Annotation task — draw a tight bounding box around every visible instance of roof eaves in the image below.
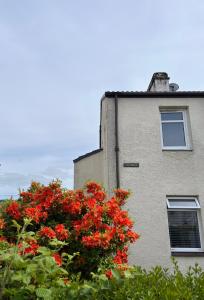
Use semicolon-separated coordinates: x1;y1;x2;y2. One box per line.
105;91;204;98
73;148;103;163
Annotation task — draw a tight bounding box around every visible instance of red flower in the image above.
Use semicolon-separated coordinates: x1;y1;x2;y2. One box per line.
117;264;128;271
52;253;62;266
126;230;140;243
94;191;106;202
62;199;81;215
20;191;33;202
82;229;114;249
24;206;48;223
75;190;84;201
117;230;125;242
85;197;97;209
0;218;5;229
55;224;69;241
113;249;128;264
0;236;7;242
18;239;39;255
114;189;130;206
113;211;133;228
105;197;120;218
86;182;102;194
105;269;113;279
24;240;39;255
39;226;56;239
73;205;104;234
6;202;21;220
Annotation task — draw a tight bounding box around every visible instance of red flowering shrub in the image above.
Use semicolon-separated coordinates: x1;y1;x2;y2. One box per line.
18;238;39;255
55;224;69;241
6;202;21;220
38;226;56;239
0;180;139;278
52;253;62;266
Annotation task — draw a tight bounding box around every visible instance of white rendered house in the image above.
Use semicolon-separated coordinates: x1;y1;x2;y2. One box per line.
74;73;204;270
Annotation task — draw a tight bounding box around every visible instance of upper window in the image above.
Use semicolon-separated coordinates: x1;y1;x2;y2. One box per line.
160;110;190;150
167;197;202;252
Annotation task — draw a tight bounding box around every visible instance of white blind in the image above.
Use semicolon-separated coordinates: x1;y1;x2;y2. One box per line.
168;211;201;249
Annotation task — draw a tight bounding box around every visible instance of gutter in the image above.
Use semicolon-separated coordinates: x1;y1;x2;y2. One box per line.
105;91;204;98
99;95;106;149
114;94;120;188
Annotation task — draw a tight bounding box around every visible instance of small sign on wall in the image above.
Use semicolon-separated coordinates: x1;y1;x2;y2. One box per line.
123;163;139;168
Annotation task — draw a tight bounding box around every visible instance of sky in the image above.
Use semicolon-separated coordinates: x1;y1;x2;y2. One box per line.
0;0;204;198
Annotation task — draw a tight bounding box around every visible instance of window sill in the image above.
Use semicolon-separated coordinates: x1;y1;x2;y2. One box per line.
171;252;204;257
162;148;193;152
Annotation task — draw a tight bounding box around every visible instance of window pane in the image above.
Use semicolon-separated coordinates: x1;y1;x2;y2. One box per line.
168;211;201;248
162;122;186;146
161;112;183;121
168;199;198;208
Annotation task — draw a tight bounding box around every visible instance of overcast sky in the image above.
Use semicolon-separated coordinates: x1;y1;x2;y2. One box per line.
0;0;204;198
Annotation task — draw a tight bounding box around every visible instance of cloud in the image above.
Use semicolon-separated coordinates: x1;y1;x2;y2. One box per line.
0;167;73;195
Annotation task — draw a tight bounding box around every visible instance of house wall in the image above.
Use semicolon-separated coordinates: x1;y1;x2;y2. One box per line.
100;97;117;194
74;150;104;189
105;96;204;270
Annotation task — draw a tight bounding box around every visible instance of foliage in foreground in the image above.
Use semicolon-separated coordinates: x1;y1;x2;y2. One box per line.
0;236;204;300
71;262;204;300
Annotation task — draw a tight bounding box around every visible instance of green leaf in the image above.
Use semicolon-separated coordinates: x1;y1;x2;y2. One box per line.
12;254;26;269
49;239;67;247
23;217;33;226
36;287;52;299
37;247;51;256
12;219;22;232
111;269;121;280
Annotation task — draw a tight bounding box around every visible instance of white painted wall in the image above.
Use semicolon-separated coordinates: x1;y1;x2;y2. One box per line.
114;96;204;270
74;150;104;189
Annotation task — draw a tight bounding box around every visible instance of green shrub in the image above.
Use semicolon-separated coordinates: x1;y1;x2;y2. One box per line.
1;233;204;300
61;263;204;300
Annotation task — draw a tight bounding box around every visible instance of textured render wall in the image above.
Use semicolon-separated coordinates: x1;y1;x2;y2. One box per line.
74;151;104;189
108;96;204;270
101;98;117;194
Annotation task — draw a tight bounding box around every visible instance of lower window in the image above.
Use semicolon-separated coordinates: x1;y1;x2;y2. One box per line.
167;197;202;252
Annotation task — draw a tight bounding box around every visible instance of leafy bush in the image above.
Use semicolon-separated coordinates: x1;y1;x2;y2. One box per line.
88;262;204;300
1;233;204;300
0;181;140;298
0;219;73;299
0;181;139;277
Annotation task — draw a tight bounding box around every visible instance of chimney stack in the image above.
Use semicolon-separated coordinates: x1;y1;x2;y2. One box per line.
147;72;170;92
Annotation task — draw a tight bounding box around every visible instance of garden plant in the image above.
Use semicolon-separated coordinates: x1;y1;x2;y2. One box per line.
0;181;204;299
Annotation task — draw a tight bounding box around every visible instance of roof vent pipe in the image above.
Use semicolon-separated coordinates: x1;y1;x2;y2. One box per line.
169;83;179;92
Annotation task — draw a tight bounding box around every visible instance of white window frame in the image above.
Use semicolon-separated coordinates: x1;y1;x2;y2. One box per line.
167;197;203;252
160;109;190;150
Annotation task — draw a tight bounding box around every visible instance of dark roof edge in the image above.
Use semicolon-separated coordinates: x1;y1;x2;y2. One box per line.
105;91;204;98
73;148;103;163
